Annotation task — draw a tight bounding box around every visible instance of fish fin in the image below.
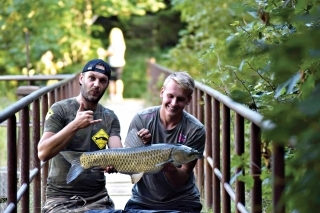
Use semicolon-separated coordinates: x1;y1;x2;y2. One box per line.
130;172;144;184
124;128;144;148
60;151;85;184
155;159;174;167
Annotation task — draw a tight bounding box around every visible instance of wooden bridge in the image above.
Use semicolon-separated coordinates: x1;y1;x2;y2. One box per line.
104;98;144;210
0;61;284;213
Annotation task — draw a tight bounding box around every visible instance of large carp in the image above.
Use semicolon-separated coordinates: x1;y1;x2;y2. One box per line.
61;128;202;184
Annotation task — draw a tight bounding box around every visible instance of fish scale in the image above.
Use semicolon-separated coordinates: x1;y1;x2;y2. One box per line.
80;145;173;174
61;128;203;184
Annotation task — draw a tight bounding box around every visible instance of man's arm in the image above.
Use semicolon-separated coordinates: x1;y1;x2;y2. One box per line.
37;122;78;162
38;101;102;162
163;160;198;187
108;135;123;148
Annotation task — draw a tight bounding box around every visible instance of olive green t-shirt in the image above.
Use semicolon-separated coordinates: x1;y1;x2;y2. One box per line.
43;97;121;198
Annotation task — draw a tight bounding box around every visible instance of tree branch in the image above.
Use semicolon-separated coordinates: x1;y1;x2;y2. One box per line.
233;71;258;111
210;81;228;95
246;62;276;91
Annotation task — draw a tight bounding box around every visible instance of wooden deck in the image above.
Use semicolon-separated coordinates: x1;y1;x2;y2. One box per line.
105;173;133;210
104;98;145;209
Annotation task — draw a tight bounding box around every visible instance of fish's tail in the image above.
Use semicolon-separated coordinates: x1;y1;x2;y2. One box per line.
60;151;85;184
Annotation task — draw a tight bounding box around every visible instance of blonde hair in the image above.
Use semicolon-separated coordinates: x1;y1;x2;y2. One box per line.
163;71;195;96
109;27;126;48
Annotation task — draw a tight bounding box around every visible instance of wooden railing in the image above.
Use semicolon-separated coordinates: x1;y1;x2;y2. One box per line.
0;61;285;213
147;60;285;213
0;74;79;213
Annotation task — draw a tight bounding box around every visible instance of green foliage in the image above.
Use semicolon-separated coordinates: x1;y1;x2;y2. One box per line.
167;0;320;212
114;9;183;99
0;0;166;76
123;44;170;99
122;47;149;99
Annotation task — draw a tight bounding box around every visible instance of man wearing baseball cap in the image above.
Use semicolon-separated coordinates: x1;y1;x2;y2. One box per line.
38;59;123;213
82;59;112;80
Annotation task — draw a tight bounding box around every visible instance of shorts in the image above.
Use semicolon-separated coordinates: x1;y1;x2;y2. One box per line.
42;191;114;213
110;66;124;81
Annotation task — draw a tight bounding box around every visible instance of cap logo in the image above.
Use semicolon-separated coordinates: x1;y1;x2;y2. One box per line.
82;59;111;79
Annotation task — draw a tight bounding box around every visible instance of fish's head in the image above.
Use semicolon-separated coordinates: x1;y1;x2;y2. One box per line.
171;144;202;165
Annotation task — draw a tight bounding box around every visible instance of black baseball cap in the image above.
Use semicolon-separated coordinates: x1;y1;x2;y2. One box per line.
82;59;111;80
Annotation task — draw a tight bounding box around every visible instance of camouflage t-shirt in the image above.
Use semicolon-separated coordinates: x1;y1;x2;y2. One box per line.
44;97;121;198
127;106;206;207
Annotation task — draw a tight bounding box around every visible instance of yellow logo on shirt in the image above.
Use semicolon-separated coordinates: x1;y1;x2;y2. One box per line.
92;129;109;149
45;109;54;120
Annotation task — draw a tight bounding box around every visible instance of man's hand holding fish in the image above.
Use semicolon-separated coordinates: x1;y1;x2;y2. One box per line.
137;128;151;144
104;166;117;174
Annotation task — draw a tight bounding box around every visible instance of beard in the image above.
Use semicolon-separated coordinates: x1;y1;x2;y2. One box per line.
80;85;106;104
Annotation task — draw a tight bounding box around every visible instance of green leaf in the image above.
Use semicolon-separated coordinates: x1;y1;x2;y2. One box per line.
299;74;315;100
274;72;301;98
238;175;254;189
229;89;252;103
299;84;320;115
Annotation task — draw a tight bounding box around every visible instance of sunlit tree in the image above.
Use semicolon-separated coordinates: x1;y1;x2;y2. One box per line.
0;0;165;75
167;0;320;212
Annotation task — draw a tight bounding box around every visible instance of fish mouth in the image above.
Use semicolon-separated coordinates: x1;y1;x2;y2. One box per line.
196;153;203;159
189;150;203;159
